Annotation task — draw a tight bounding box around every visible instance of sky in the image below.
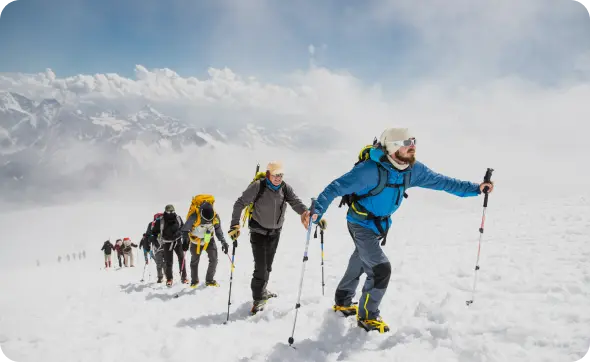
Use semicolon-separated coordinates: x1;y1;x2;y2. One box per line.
1;0;590;89
1;0;590;208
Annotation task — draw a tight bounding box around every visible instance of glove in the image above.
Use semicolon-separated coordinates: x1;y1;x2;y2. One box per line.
228;225;240;241
221;242;229;254
318;219;327;230
182;241;189;252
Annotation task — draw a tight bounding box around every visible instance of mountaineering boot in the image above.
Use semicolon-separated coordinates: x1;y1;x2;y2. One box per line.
250;299;267;315
357;316;390;333
333;302;358;317
190;280;199;288
166;279;173;287
206;280;219;287
157;277;163;283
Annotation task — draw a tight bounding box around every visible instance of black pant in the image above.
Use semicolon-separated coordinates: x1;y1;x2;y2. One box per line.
163;241;187;281
250;231;280;300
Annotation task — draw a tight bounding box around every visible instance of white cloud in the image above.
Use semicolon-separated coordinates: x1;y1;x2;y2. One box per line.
361;0;590;85
1;63;589;209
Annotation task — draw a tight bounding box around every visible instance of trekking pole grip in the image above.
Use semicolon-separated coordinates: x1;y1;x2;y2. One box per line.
309;198;317;228
482;168;494;207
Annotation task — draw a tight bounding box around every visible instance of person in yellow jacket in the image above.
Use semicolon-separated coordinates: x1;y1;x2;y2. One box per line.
181;195;229;288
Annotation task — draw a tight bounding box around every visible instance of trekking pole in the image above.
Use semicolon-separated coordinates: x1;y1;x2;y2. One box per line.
288;198;316;347
180;249;187;281
313;225;326;296
320;227;325;296
466;168;494;307
173;249;188;298
148;251;155;281
140;263;148;282
224;243;237;324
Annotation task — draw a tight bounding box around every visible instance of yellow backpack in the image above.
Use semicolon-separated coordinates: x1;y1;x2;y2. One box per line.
187;194;218;227
241;165;268;227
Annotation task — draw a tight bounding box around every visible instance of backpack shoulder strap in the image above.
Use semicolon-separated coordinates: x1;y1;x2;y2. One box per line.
355;163;389;201
403;171;410;198
276;181;288;224
252;180;266;205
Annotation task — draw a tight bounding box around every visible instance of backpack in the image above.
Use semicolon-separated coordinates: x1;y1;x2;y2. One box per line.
186;194;217;224
122;238;132;253
241;164;286;227
337;138;411;245
158;215;183;243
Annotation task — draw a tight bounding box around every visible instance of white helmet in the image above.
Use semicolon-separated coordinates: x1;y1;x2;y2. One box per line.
379;128;414;154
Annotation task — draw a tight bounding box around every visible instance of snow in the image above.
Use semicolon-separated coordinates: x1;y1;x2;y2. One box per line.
91;113;131;132
196;130;225;147
0;92;22;114
0;185;588;362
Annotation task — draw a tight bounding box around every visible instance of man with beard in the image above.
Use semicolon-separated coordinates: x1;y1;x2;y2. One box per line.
150;204;189;286
305;127;494;333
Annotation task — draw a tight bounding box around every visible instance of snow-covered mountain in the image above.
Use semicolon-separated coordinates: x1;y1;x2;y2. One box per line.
0;91;338;204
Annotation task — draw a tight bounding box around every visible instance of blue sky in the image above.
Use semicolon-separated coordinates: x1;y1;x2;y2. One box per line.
1;0;590;88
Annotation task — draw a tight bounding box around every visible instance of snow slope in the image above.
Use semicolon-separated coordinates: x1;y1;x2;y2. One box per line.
0;187;589;362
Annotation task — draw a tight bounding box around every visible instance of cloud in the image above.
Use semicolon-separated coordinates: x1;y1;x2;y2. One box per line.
0;65;395;135
1;62;590;210
347;0;590;85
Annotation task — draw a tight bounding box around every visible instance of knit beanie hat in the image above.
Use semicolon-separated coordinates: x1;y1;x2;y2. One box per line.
379;127;414;170
379;128;413;154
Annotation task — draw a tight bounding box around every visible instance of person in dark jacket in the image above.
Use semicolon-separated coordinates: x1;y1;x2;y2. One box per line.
229;161;309;314
149;205;188;286
114;239;124;267
139;233;154;264
101;240;114;268
181;197;229;288
145;213;165;283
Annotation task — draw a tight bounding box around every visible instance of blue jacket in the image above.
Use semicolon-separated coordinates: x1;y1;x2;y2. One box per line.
312;147;481;235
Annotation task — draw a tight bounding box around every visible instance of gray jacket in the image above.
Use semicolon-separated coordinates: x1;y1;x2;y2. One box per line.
230;180;308;232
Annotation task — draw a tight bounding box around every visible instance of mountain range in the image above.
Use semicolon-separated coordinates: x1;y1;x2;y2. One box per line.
0;91;335;203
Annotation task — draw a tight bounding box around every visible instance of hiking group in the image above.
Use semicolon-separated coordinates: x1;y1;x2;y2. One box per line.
100;127;494;334
101;237;138;268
